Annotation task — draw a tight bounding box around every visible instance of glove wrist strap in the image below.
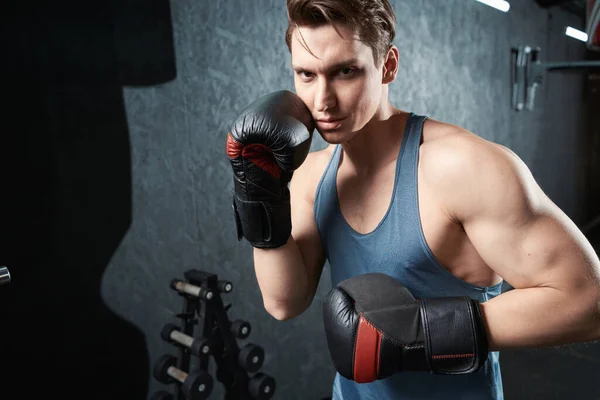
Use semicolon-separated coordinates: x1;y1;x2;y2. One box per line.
232;195;291;248
418;296;489;375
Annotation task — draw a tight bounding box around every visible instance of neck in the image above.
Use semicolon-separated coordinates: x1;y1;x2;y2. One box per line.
340;100;408;176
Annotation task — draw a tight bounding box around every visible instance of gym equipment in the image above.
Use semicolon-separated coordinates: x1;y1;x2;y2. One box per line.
0;266;11;286
511;45;600;111
150;269;276;400
162;324;213;358
154;354;213;400
237;343;265;373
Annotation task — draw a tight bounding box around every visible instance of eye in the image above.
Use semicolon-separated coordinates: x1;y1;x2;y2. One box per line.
338;67;356;77
297;70;314;79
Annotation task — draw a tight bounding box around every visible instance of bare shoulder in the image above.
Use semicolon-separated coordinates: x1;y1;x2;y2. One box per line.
420;119;526;181
419;119;542;218
291;144;336;203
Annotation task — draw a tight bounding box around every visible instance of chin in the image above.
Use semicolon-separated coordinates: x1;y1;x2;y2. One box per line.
318;131;347;144
318;127;357;145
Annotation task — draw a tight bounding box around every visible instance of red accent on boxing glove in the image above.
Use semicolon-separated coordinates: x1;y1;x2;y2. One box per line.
354;316;381;383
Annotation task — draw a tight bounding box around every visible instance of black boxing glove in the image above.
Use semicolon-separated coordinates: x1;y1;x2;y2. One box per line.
226;90;315;248
323;273;489;383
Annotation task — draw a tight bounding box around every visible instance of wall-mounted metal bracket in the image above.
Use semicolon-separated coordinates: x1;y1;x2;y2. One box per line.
511;45;600;111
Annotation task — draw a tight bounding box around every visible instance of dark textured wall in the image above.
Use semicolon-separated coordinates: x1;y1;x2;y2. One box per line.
110;0;597;398
2;0;599;399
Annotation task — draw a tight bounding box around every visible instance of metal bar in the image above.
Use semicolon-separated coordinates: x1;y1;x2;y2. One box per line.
0;267;10;286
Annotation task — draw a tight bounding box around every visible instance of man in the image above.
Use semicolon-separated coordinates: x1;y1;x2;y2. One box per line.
226;0;600;399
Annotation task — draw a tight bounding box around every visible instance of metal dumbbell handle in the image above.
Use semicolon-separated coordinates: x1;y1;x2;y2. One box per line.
0;267;10;286
167;365;187;384
170;330;194;349
173;280;213;299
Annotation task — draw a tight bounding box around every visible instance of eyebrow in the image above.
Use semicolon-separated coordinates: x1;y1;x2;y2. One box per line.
291;58;360;73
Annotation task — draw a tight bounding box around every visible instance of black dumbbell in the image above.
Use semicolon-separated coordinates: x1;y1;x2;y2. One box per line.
218;280;233;293
153;355;213;400
238;344;264;373
170;279;213;300
230;319;251;339
149;391;173;400
161;324;212;357
248;372;276;400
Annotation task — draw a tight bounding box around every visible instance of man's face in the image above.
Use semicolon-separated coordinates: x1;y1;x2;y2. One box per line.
290;24;386;143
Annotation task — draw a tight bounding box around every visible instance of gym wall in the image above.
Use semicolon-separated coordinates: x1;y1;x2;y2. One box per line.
1;0;598;399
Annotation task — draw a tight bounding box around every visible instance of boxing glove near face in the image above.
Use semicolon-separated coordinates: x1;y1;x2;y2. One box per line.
226;90;315;248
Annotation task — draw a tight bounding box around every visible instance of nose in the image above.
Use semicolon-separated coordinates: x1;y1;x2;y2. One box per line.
314;79;336;112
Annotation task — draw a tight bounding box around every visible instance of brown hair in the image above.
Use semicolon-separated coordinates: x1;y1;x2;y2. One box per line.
285;0;396;67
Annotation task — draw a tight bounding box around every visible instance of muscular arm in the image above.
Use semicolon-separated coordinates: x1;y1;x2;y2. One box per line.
435;133;600;351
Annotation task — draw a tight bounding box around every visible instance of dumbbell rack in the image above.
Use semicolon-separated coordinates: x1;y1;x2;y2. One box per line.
151;269;276;400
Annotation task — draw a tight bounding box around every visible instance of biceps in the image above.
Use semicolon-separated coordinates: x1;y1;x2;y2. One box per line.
464;204;600;291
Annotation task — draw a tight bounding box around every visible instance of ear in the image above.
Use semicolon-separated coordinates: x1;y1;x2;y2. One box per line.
381;45;399;84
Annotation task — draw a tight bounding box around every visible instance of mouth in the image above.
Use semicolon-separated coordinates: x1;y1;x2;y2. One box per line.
316;117;346;130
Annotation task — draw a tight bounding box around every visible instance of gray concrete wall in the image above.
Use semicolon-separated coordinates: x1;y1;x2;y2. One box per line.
103;1;598;398
108;0;597;398
2;0;596;399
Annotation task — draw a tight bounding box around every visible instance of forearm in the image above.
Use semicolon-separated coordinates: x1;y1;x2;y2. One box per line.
254;237;309;318
479;286;600;351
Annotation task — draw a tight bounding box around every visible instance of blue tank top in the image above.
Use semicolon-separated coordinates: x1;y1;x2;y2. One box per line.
314;113;505;400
